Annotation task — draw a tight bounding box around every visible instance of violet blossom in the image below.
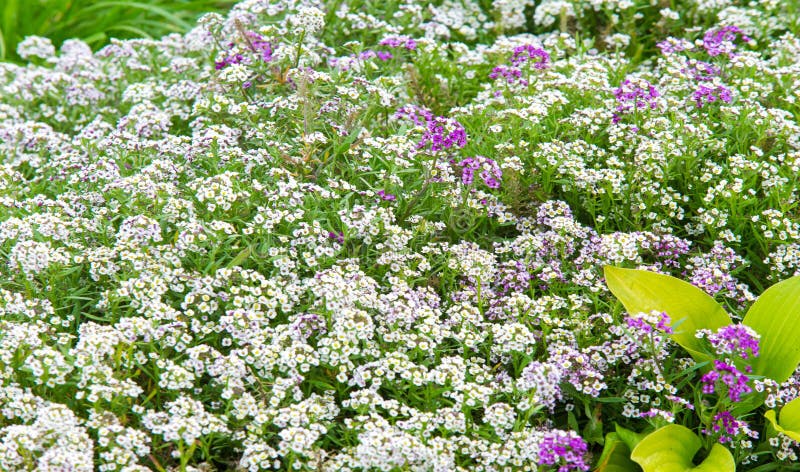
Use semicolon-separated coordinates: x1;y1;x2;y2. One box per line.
701;359;753;402
397;105;467;152
489;65;526;86
706;324;760;360
377;189;396;201
537;430;590;472
454;156;502;189
703;26;751;58
612;78;660;123
379;35;417;51
692;85;733;108
510;45;550;69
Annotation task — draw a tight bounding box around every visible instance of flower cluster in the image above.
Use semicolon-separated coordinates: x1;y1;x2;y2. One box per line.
454;155;502;189
703;26;752;58
537;429;590;472
704;410;759;445
692;84;733;108
398;109;467;152
510;44;551;69
626;311;673;335
706;324;761;360
0;0;799;469
701;359;753;402
612;78;660;123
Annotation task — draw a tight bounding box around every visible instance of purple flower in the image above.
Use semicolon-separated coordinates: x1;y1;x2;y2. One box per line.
705;411;742;443
612;78;659;123
703;26;751;58
215;52;244;70
510;45;550;69
517;361;563;410
214;32;273;70
489;65;526;85
395;104;434;127
379;35;417;51
707;324;760;360
358;50;392;61
701;359;752;402
377;189;396;201
454;156;502;189
626;311;673;335
657;38;693;55
538;430;590;472
684;61;723;82
327;231;344;244
245;31;274;62
692;85;733;108
417;116;467;152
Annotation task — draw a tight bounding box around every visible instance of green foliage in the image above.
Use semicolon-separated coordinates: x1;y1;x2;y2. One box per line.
630;425;735;472
596;433;639;472
742;276;800;383
603;266;731;362
766;397;800;443
596;425;649;472
605;266;800;385
0;0;235;61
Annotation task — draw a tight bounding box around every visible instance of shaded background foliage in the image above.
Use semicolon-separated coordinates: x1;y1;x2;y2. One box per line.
0;0;236;61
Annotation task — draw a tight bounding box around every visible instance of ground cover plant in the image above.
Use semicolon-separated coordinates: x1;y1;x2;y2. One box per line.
2;0;800;470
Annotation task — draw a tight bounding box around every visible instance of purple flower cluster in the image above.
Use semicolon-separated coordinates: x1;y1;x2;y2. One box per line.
215;47;244;70
656;38;694;55
692;85;733;108
612;78;660;123
395;104;433;127
327;231;344;244
358;50;393;61
517;361;564;410
537;430;590;472
454;156;502;189
704;411;749;444
489;45;549;88
650;237;691;269
684;61;723;82
701;359;753;402
420;116;467;152
510;45;551;69
246;31;274;62
489;65;526;86
707;324;760;360
215;31;273;70
377;189;396;201
379;35;417;51
703;26;751;58
625;311;674;335
397;105;467;152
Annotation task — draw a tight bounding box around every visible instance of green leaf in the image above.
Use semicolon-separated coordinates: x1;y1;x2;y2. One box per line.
742;275;800;383
604;266;732;362
630;425;735;472
615;424;649;452
226;246;252;269
596;433;641;472
765;397;800;442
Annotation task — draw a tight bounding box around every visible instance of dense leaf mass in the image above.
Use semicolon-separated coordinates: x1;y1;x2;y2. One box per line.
2;0;800;470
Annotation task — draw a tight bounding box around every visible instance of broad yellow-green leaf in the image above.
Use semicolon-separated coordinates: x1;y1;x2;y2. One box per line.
604;266;731;361
742;275;800;383
765;397;800;442
615;424;648;452
630;425;735;472
595;433;641;472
